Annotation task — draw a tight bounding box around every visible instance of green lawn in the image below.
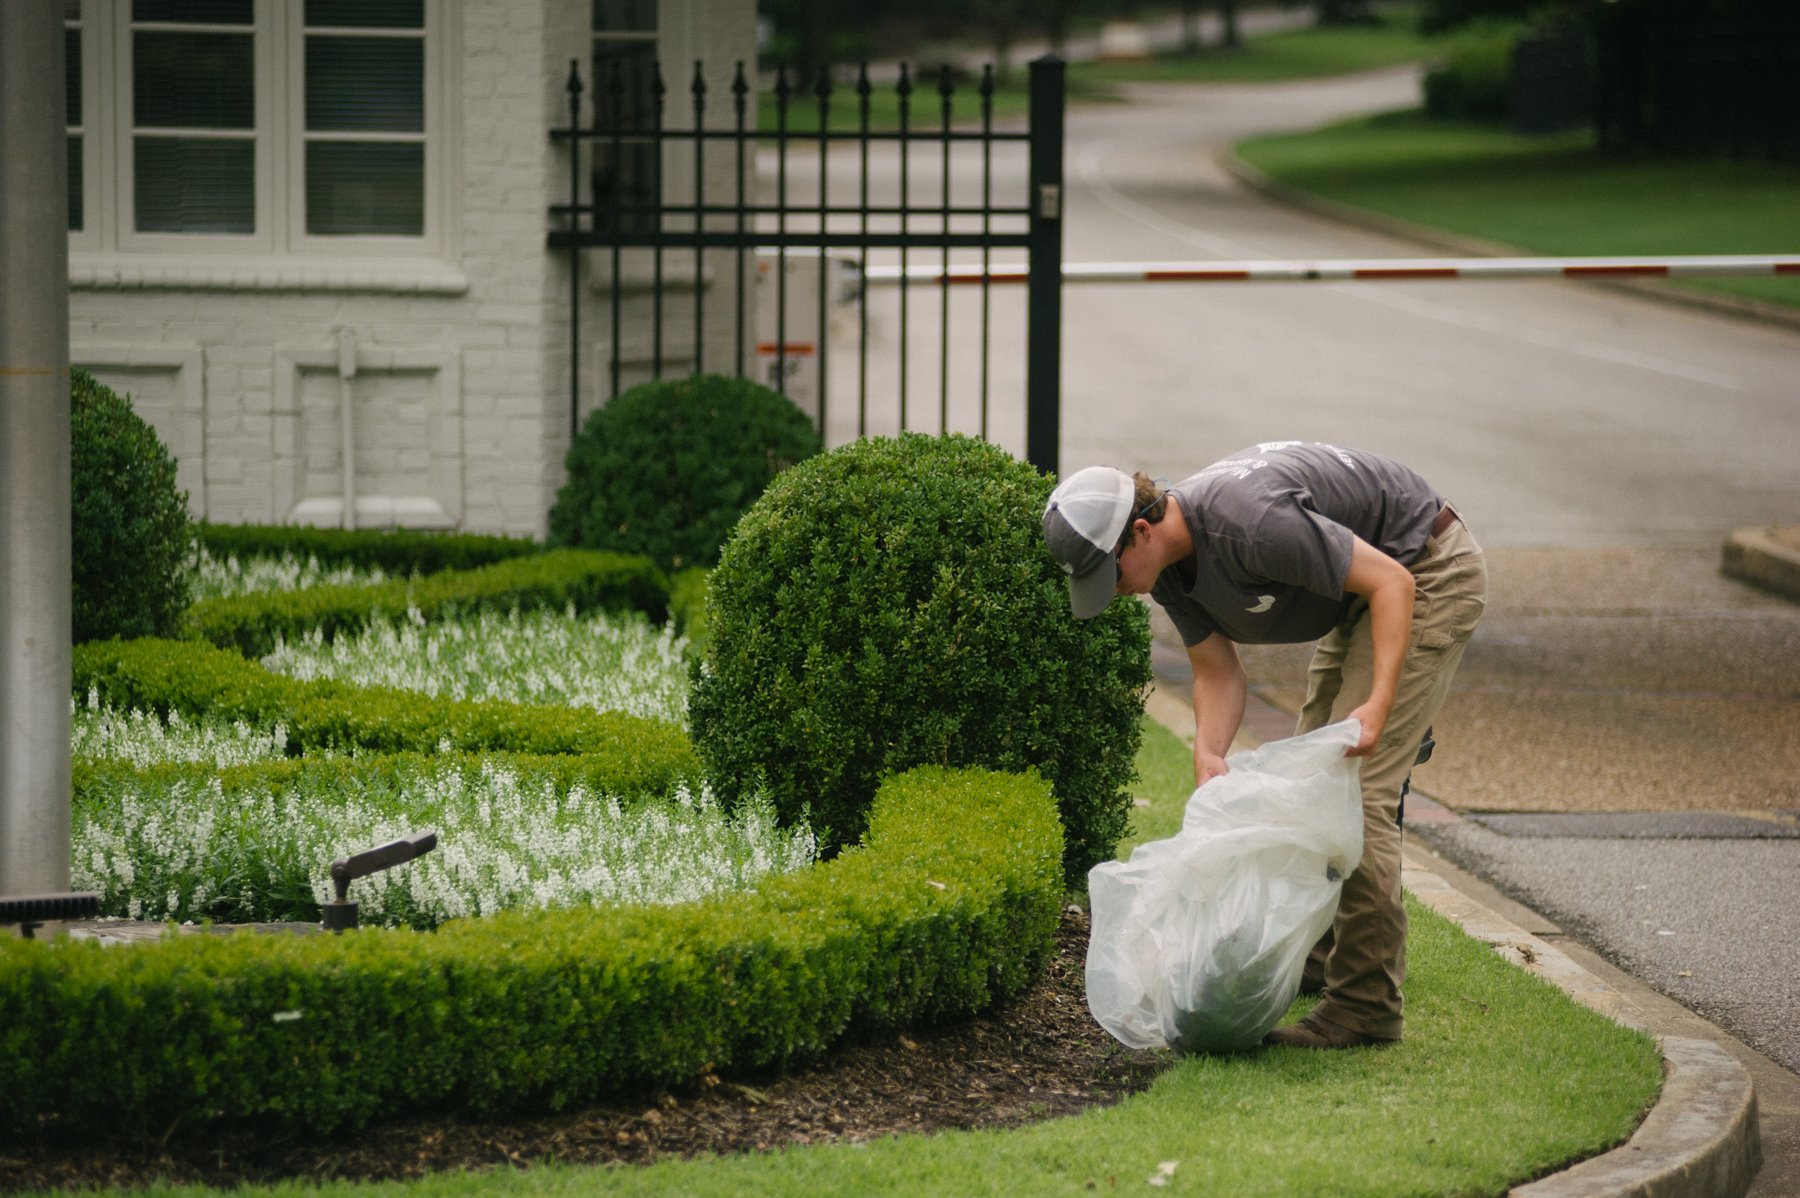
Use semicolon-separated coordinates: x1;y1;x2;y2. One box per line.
1072;8;1438;87
759;6;1438;135
1237;109;1800;309
105;715;1663;1198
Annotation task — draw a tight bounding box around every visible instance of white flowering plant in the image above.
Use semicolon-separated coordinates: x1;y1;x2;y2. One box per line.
188;547;395;603
72;689;294;767
72;758;814;929
76;554;811;927
260;605;690;726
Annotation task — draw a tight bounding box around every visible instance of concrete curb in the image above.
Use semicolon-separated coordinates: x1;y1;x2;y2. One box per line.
1513;1039;1763;1198
1721;526;1800;604
1402;860;1765;1197
1217;150;1800;335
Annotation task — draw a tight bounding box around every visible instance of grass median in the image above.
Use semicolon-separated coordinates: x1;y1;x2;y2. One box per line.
1236;109;1800;310
98;716;1663;1198
760;6;1437;135
1072;9;1436;87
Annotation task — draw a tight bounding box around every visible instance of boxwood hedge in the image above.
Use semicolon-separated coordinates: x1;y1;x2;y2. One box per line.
198;521;542;575
183;548;670;658
2;766;1062;1137
690;434;1152;886
71;368;195;643
73;637;700;769
33;531;1070;1140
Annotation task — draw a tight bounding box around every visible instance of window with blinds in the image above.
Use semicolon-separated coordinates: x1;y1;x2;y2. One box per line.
302;0;424;236
130;0;257;234
66;1;85;231
593;1;660;235
64;0;439;252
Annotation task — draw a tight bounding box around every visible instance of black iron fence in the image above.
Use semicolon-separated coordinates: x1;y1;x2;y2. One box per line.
549;55;1066;472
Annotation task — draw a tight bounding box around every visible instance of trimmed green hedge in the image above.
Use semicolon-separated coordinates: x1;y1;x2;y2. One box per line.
2;765;1062;1137
183;548;671;658
73;637;700;771
198;522;541;575
668;566;711;658
691;434;1151;885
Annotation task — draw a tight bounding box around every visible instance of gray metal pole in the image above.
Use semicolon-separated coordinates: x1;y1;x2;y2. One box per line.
0;1;73;896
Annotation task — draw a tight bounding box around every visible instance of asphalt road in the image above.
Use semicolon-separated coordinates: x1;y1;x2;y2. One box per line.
791;65;1797;543
1415;818;1800;1075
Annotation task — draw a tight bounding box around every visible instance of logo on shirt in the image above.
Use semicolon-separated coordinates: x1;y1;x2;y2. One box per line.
1247;594;1275;613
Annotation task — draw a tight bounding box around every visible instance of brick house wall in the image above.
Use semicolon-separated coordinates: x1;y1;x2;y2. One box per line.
68;0;756;538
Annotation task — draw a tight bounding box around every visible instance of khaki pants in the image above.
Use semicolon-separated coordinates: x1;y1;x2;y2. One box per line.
1295;515;1486;1040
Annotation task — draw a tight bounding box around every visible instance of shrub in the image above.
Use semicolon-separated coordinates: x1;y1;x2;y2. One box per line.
669;566;712;660
73;637;702;774
547;374;822;572
2;765;1062;1137
1423;24;1520;122
70;368;195;642
198;522;541;575
689;434;1152;885
182;547;671;658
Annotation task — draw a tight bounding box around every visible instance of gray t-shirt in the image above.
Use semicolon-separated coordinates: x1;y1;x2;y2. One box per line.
1150;442;1443;646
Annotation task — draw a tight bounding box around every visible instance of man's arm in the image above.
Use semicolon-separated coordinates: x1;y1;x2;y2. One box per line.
1187;633;1247;784
1339;535;1416;757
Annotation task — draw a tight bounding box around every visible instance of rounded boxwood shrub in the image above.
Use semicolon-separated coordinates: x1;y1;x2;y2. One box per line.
548;373;823;572
689;433;1152;885
71;368;194;643
1423;25;1519;122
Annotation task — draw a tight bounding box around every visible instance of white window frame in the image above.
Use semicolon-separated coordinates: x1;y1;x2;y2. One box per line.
287;7;440;258
69;0;453;266
66;1;105;255
112;2;274;256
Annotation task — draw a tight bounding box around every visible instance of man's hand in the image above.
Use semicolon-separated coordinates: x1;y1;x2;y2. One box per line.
1340;537;1413;760
1344;701;1388;757
1187;635;1247;786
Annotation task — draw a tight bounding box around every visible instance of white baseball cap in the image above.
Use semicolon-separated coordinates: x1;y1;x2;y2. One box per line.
1043;466;1134;619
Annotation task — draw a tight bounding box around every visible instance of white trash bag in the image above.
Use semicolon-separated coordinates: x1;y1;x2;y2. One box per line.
1086;719;1365;1054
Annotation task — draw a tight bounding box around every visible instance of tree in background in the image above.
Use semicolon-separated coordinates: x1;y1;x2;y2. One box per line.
1413;0;1799;160
1221;0;1244;48
1418;0;1578;33
1304;0;1381;24
759;0;875;85
1038;0;1084;58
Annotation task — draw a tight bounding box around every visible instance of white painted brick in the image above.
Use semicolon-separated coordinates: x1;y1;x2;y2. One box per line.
66;0;753;536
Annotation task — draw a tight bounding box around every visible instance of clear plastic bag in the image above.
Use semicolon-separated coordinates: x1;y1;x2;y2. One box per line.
1085;719;1365;1053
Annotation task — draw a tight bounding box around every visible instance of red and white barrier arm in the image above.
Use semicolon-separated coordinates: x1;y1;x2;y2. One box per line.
860;254;1800;286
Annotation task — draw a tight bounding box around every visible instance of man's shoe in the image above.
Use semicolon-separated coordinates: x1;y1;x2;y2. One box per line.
1263;1014;1391;1050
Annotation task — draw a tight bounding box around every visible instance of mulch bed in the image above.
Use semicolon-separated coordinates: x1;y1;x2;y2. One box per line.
1;907;1167;1192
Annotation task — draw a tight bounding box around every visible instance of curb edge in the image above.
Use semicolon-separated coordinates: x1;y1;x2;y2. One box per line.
1401;860;1764;1198
1721;526;1800;604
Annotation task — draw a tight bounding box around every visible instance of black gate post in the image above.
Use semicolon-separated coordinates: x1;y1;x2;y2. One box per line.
1025;56;1065;476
